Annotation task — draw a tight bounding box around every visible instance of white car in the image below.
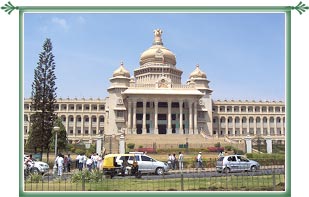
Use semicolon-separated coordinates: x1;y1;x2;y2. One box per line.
216;154;260;173
24;154;50;175
117;153;169;175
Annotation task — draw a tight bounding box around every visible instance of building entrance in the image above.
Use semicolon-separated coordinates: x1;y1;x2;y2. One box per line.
137;124;142;134
158;124;167;134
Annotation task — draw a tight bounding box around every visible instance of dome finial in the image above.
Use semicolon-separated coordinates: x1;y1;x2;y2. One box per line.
153;29;163;45
189;64;207;79
113;61;130;78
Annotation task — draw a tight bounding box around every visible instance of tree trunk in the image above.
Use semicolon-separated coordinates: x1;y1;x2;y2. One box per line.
47;149;49;163
40;147;43;161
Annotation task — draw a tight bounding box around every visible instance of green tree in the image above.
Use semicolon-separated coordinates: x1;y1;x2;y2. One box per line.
50;117;68;154
26;38;57;162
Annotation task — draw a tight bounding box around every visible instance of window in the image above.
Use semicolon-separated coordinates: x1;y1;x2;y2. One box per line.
172;102;179;108
158;102;168;108
117;111;123;117
141;156;152;161
136;114;143;120
158;114;167;120
136;102;143;108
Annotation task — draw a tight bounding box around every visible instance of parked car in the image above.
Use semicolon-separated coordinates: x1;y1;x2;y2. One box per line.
24;154;50;175
116;152;169;175
216;155;260;173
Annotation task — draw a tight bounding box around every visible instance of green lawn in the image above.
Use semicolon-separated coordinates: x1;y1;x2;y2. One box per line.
24;174;285;192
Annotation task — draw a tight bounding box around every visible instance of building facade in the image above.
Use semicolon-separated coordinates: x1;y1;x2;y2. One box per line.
24;29;285;144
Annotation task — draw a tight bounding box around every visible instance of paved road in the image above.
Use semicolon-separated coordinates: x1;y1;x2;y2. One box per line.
38;165;284;181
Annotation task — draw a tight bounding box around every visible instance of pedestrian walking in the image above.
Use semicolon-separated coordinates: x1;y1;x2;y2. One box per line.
57;154;64;176
195;152;204;170
178;152;184;170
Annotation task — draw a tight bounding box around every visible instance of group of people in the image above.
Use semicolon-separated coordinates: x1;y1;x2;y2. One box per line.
167;152;184;170
55;153;72;176
75;152;103;172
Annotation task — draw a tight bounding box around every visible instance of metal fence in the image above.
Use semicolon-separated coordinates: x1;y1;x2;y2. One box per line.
23;164;285;192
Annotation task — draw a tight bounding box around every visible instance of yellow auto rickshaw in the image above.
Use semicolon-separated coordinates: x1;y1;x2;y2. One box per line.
102;153;141;178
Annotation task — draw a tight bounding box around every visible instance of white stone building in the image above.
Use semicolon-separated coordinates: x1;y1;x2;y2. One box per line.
24;29;285;146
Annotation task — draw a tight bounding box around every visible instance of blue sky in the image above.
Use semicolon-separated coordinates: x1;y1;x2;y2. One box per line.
23;13;285;101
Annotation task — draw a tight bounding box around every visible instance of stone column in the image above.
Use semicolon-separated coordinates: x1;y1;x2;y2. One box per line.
244;135;252;153
132;101;137;134
281;117;284;135
225;116;228;136
96;136;103;154
167;100;172;134
73;115;76;136
179;100;183;134
127;101;132;133
81;116;84;135
194;101;198;134
142;100;147;134
154;100;158;134
218;115;221;138
189;101;193;134
267;116;270;135
89;116;92;136
96;115;99;135
66;115;69;136
232;116;236;136
253;117;256;135
265;135;272;154
119;135;125;154
274;117;277;135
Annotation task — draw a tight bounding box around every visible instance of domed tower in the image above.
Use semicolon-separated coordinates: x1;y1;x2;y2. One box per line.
106;62;131;135
187;64;212;95
187;64;213;136
134;29;183;84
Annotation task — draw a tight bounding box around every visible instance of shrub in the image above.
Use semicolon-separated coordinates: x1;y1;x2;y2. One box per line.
26;173;42;183
207;147;224;152
214;142;221;148
71;170;104;183
127;143;135;150
224;145;233;151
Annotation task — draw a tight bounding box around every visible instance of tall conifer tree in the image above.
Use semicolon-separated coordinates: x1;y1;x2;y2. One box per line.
27;38;57;161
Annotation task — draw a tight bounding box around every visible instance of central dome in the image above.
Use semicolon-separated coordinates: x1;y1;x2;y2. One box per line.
139;29;176;66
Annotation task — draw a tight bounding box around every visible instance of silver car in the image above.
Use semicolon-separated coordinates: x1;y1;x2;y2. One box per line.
216;155;260;173
24;154;50;174
117;154;169;175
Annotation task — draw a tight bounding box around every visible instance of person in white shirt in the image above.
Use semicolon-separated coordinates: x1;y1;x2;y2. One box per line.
196;152;204;170
86;156;93;171
178;152;184;170
57;154;64;176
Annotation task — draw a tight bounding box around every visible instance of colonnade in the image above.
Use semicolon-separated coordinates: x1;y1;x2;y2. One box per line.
126;99;200;134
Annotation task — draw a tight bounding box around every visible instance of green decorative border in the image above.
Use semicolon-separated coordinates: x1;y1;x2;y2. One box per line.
3;0;298;196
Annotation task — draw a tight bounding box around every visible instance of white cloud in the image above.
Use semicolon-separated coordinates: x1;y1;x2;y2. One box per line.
51;17;69;31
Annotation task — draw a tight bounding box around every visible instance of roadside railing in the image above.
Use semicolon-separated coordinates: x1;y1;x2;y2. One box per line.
23;163;285;192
